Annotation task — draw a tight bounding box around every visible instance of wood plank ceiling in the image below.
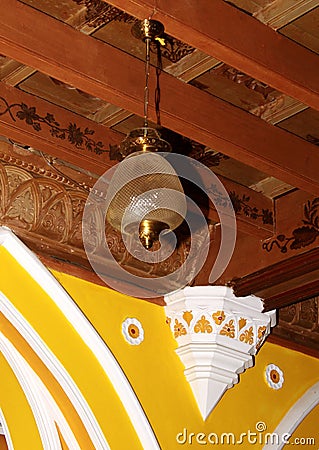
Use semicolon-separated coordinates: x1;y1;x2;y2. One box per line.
0;0;319;354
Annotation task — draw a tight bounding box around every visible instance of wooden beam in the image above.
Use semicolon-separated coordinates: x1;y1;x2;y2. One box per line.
203;174;274;238
106;0;319;112
0;81;121;174
232;247;319;310
1;1;319;194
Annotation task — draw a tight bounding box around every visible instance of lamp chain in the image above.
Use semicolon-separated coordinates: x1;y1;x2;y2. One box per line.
144;36;151;129
155;40;162;126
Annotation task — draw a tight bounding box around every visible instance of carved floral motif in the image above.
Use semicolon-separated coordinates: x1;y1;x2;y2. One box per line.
0;97;109;155
238;317;247;330
207;183;273;226
122;318;144;345
188;142;230;168
194;315;213;333
239;326;254;344
165;287;275;420
263;197;319;252
220;319;235;338
166;307;271;347
212;310;225;325
265;364;284;390
72;0;133;27
213;63;274;99
174;319;187;338
154;35;194;64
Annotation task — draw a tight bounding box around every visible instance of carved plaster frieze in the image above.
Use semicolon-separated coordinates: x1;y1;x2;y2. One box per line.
165;286;276;420
0;150;190;280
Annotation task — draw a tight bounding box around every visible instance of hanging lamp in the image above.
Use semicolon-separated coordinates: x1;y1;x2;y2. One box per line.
106;19;187;249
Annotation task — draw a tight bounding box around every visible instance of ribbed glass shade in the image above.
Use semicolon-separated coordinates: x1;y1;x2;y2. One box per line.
106;150;187;235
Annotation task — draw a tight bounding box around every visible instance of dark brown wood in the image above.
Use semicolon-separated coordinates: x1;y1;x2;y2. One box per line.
107;0;319;111
233;247;319;296
265;280;319;311
1;1;319;194
232;247;319;310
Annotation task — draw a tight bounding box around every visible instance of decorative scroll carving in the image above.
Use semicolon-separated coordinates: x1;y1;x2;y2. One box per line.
152;35;194;64
72;0;195;62
274;297;319;350
0;96;109;155
213;63;274;99
263;197;319;252
72;0;134;27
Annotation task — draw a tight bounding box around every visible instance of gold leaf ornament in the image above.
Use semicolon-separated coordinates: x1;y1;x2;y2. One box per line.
194;315;213;333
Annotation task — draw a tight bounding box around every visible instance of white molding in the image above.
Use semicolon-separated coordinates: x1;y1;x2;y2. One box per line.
263;381;319;450
165;286;276;420
0;227;160;449
0;291;109;450
0;331;62;450
0;331;81;449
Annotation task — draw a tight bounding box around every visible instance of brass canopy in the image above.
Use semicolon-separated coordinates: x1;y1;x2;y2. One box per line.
131;19;164;42
118;127;172;158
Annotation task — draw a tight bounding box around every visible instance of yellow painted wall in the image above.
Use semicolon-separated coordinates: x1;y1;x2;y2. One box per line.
0;242;319;449
55;271;319;449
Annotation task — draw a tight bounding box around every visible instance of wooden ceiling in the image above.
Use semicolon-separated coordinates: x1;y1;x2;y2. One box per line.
1;0;319;355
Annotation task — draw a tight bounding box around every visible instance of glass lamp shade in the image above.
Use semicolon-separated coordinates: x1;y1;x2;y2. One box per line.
106;149;187;248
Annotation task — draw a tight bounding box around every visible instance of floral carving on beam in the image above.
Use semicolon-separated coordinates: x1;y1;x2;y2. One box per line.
207;183;273;226
165;286;276;420
263;197;319;253
0;97;109;155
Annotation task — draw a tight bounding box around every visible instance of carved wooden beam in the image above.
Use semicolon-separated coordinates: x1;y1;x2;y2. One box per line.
0;81;122;173
106;0;319;112
1;1;319;195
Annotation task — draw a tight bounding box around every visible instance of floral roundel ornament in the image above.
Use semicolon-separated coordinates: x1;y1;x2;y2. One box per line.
265;364;284;390
122;318;144;345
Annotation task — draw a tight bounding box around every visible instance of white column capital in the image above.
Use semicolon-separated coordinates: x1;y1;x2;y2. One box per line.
165;286;276;420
